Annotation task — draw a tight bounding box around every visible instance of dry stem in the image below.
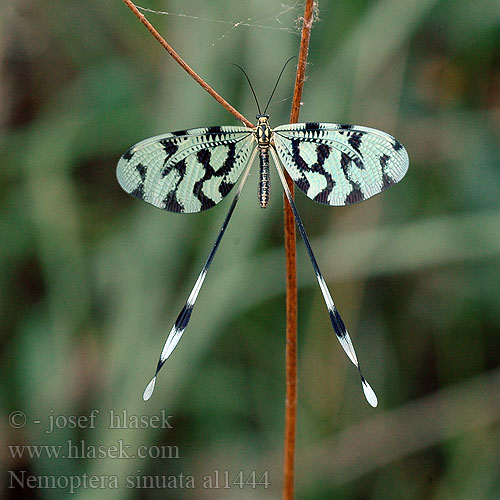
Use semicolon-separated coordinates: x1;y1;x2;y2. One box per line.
283;3;315;500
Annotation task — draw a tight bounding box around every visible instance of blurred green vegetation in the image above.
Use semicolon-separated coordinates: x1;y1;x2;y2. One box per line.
1;1;499;499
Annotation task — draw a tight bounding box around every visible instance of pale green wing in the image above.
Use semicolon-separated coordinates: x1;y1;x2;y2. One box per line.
117;126;255;213
273;123;409;205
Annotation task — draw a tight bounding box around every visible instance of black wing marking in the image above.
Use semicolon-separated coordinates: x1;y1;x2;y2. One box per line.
117;126;254;213
273;123;408;206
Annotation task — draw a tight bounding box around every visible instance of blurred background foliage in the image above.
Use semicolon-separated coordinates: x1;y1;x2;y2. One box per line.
1;1;499;499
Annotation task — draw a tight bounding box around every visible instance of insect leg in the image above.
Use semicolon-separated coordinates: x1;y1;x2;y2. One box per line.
143;147;258;401
270;147;377;407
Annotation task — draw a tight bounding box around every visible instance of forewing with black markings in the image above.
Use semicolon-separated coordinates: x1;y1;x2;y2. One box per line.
117;126;254;213
273;123;409;206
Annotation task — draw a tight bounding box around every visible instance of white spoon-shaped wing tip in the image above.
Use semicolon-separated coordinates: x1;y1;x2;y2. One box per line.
143;377;156;401
362;379;378;408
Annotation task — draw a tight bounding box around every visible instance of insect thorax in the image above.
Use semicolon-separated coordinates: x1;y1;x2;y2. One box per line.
255;114;272;148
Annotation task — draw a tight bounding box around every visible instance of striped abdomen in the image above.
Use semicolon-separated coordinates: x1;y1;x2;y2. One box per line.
258;148;271;208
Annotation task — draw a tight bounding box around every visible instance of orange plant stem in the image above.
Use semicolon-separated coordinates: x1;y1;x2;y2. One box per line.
283;1;315;499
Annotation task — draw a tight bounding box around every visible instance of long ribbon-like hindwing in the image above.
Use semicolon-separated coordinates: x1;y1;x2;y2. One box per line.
270;147;378;407
142;148;258;401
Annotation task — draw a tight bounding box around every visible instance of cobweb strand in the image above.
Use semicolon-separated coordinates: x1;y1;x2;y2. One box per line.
136;2;303;35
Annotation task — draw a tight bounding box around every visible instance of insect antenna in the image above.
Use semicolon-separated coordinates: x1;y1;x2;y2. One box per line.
231;63;262;115
263;56;297;115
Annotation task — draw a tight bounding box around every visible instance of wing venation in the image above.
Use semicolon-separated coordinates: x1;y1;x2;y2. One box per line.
117;126;254;213
273;123;409;206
